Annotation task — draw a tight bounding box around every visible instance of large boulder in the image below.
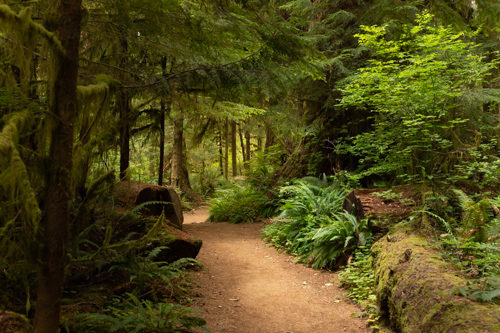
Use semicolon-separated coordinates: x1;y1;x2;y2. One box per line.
113;180;183;229
372;228;500;332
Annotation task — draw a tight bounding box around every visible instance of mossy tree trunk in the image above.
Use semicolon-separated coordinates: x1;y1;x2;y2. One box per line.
34;0;82;332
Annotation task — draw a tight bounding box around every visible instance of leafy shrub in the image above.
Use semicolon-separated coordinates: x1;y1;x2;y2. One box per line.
207;184;276;223
339;247;379;329
262;177;372;269
338;12;500;182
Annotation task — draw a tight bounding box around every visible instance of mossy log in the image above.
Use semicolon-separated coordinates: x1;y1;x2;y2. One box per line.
113;180;183;229
372;228;500;332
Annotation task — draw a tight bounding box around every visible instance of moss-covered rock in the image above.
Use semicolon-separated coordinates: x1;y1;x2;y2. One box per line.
372;228;500;332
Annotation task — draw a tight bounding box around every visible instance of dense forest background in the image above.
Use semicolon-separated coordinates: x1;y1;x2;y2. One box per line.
1;0;500;332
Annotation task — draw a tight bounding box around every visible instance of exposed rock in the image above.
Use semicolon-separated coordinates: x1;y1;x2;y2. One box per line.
113;180;183;229
372;228;500;332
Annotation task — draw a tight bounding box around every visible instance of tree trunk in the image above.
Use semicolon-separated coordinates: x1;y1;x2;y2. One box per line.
265;123;275;153
219;131;223;176
171;112;183;189
119;90;130;180
224;120;229;180
257;125;263;152
231;120;237;177
158;100;166;186
118;38;130;180
34;0;82;332
239;123;246;165
180;140;203;205
244;119;251;169
158;57;168;186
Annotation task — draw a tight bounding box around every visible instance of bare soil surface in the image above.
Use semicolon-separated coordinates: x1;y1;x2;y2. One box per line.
183;208;371;333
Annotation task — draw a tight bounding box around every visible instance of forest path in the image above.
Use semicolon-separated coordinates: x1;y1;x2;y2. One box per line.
183;208;371;333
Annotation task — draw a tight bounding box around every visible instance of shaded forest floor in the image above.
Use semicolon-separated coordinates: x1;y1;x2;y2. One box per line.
184;208;371;333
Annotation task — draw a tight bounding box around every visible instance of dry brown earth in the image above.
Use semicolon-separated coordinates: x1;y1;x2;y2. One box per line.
184;208;371;333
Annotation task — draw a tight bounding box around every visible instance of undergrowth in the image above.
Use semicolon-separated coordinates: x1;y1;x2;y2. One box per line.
75;293;209;333
421;189;500;304
207;183;276;223
338;247;380;330
262;176;372;269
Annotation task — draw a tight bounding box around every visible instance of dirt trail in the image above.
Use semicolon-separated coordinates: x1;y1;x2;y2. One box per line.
183;208;371;333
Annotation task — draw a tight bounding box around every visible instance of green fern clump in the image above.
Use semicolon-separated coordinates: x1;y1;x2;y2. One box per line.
435;189;500;303
262;177;371;269
76;293;209;333
310;213;371;269
207;184;275;223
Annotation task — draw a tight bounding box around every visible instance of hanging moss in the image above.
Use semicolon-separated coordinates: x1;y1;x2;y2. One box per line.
0;5;64;97
0;109;42;288
72;75;120;190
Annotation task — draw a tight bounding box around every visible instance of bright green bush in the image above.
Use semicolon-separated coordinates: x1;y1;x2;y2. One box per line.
207;184;276;223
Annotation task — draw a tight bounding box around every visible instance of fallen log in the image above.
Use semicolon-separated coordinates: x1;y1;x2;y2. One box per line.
372;228;500;332
113;180;183;229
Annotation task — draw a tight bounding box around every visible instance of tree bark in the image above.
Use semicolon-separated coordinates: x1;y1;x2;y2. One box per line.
239;123;246;165
219;131;224;176
231;120;237;177
171;112;183;189
118;38;130;180
158;57;168;186
119;90;130;180
224;120;229;180
34;0;82;332
265;123;275;153
158;100;166;186
244;119;251;169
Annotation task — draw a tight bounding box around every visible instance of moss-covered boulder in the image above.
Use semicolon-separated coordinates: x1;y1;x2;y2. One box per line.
372;229;500;332
149;224;203;263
